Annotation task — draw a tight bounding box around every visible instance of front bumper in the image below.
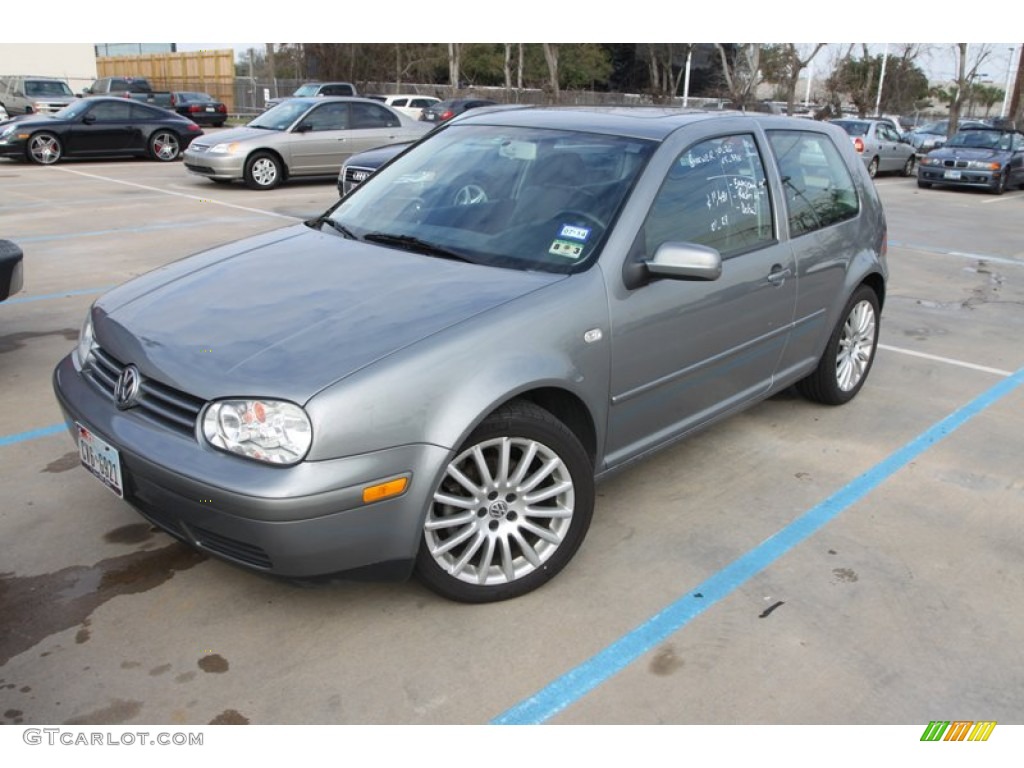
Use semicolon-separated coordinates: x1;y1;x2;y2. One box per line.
918;166;1001;190
0;137;28;159
53;353;451;579
182;148;246;180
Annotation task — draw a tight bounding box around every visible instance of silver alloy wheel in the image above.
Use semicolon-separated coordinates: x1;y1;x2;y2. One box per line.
836;299;876;391
424;435;575;586
28;133;61;164
250;157;279;187
151;132;180;161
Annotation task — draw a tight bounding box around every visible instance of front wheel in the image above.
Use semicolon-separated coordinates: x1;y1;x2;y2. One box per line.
415;401;594;603
797;285;880;405
991;170;1007;196
27;132;62;165
148;131;181;161
244;151;283;190
917;180;932;189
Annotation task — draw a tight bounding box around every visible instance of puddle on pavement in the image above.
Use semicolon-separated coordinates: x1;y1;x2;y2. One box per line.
0;544;205;666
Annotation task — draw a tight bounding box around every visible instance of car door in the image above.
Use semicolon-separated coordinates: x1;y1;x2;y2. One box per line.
603;130;796;467
875;124;903;172
67;99;134;155
343;102;408;157
286;101;351;175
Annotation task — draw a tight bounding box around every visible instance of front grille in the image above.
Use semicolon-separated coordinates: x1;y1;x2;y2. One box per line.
941;160;969;168
184;163;215;175
343;165;375;194
88;346;205;435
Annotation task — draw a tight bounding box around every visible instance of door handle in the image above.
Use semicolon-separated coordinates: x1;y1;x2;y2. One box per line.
767;266;792;286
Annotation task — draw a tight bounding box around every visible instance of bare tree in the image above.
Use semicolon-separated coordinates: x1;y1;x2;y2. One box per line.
762;43;825;115
947;43;993;136
646;44;691;102
715;44;763;109
448;43;461;91
543;43;560;101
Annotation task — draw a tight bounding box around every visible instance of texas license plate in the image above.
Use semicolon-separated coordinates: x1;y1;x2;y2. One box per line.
77;423;123;497
944;170;962;180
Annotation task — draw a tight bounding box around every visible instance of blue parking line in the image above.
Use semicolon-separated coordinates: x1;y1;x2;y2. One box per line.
492;366;1024;725
2;286;113;306
0;423;67;448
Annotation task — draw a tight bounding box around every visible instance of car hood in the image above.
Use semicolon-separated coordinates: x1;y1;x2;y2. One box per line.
926;146;1008;162
93;224;563;404
188;125;277;147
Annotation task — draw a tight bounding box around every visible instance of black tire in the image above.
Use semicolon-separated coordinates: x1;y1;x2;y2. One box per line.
901;155;916;177
415;400;594;603
26;131;62;165
991;170;1007;196
213;121;225;128
917;180;932;189
797;285;881;406
244;151;283;190
867;156;879;179
148;131;181;162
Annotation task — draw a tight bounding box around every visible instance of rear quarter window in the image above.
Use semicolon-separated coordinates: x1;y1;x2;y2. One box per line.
767;130;859;238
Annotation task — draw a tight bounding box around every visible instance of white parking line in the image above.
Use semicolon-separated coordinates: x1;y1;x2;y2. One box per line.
51;166;301;221
879;343;1013;377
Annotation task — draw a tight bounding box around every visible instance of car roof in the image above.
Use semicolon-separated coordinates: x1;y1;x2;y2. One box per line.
451;105;824;142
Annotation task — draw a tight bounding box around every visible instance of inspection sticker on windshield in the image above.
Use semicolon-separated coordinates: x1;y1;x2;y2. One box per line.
549;239;584;259
559;224;590;241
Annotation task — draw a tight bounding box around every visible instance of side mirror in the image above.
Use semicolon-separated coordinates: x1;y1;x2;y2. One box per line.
645;242;722;281
294;122;313;133
82;114;96;125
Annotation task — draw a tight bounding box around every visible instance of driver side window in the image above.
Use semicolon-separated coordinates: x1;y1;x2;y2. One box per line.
644;134;774;258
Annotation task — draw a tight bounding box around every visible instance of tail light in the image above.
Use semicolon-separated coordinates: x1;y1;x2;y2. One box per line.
853;137;865;153
169;94;177;107
440;110;454;121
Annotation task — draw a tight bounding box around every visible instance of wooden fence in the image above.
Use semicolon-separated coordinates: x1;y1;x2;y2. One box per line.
97;50;235;111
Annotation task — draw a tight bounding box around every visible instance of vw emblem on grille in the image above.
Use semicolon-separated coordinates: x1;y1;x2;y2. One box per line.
114;365;141;410
351;170;369;182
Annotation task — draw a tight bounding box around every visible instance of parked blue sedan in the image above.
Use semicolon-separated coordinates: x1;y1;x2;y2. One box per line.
917;128;1024;194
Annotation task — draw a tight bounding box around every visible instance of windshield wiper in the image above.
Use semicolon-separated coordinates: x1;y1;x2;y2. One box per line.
313;217;357;240
363;232;474;263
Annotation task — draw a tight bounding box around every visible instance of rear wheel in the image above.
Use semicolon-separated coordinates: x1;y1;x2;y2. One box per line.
148;131;181;161
867;156;879;178
415;401;594;603
902;155;916;177
797;285;880;405
244;152;283;190
27;132;62;165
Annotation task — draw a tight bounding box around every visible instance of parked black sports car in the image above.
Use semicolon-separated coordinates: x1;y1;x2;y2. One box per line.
171;92;228;127
0;97;203;165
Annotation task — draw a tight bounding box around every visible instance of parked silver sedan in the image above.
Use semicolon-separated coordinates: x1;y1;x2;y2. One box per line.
182;97;431;189
830;119;917;178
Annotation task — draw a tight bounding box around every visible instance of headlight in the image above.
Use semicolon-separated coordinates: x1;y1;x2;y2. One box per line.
966;160;1000;170
209;142;239;155
202;399;312;465
0;124;17;139
74;309;95;369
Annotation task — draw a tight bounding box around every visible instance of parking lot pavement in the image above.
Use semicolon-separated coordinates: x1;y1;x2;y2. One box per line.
0;159;1021;727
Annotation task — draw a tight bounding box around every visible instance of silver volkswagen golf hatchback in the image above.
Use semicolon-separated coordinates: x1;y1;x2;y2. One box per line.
54;107;888;603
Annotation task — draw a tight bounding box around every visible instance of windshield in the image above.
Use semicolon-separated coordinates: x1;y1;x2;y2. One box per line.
946;131;1007;150
328;124;656;274
26;80;74;97
248;101;310;130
